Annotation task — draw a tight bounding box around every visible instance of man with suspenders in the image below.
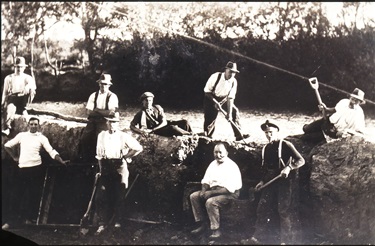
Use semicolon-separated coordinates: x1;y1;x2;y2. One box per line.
203;61;249;141
79;73;119;162
245;120;305;245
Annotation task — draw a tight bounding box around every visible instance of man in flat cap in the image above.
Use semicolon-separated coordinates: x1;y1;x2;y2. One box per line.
203;61;249;141
244;120;305;245
130;91;193;137
2;57;36;136
303;87;366;143
79;73;119;162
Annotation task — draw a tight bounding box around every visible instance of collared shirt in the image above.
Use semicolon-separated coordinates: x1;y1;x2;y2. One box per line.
201;156;242;193
2;73;36;104
203;72;238;99
329;98;365;133
4;131;59;168
130;105;165;129
86;90;119;111
96;130;143;160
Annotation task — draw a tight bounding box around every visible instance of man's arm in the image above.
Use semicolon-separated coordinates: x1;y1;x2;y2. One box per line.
4;146;19;163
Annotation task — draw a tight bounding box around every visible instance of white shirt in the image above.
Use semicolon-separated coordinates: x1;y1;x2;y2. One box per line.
86;91;119;111
4;131;59;168
201;157;242;193
2;73;36;104
204;72;238;99
96;130;143;160
329;98;366;133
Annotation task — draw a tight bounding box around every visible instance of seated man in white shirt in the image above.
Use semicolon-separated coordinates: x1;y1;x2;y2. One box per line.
2;117;69;229
303;88;366;143
189;142;242;239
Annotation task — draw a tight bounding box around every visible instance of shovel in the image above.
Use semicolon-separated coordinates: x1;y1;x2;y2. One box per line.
212;98;248;143
79;172;101;234
248;174;283;202
308;77;327;119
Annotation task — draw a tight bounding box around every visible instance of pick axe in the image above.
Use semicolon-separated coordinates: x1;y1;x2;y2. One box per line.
212;98;248;143
248;174;283;202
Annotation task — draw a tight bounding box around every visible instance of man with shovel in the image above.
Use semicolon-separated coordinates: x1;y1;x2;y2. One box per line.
85;113;143;236
203;61;249;141
303;83;366;143
243;120;305;245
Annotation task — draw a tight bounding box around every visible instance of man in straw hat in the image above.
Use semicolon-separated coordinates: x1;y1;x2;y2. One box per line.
130;91;193;137
1;57;36;136
302;88;366;143
242;120;305;245
79;73;119;162
90;112;143;235
203;61;249;141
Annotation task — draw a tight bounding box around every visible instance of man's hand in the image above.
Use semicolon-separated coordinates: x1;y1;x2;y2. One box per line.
281;166;292;178
61;160;70;166
141;129;152;137
318;103;327;112
255;181;264;192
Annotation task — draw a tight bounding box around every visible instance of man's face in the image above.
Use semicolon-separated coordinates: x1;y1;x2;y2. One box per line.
106;120;119;131
99;83;111;93
224;68;236;79
14;66;26;74
264;127;279;142
142;97;153;109
28;120;40;133
214;144;228;163
349;96;362;108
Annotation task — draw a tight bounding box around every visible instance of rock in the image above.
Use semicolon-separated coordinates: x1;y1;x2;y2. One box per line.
308;136;375;244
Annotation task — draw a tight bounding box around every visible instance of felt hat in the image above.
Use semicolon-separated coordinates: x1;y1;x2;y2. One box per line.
14;57;28;67
225;61;240;73
261;120;279;131
96;74;113;85
104;112;120;122
140;91;155;101
350;88;365;104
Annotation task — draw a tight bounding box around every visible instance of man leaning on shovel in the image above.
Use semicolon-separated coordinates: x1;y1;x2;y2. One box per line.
242;120;305;245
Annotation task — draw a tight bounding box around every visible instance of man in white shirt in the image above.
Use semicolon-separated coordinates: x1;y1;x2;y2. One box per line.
203;61;249;141
92;113;143;235
79;73;119;162
2;117;69;229
1;57;36;136
303;88;366;143
189;142;242;239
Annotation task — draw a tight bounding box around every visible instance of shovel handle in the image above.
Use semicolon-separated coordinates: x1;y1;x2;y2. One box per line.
258;174;283;190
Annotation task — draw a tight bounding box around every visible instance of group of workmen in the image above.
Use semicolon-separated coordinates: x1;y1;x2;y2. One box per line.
1;57;367;244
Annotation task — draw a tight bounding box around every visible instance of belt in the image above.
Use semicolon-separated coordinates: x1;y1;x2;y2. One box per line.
102;158;122;162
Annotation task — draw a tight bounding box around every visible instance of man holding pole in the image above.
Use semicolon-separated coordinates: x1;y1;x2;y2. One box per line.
91;113;143;235
203;61;249;141
1;57;36;136
243;120;305;245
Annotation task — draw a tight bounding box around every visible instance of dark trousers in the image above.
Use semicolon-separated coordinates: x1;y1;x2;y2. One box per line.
79;119;107;162
253;174;301;244
93;160;126;226
8;165;45;223
203;97;242;138
303;117;338;143
2;95;28;130
153;119;193;137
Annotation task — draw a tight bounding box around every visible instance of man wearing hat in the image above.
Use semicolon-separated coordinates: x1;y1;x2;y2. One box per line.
244;120;305;245
130;91;193;137
79;73;119;162
303;88;366;143
1;56;36;136
91;112;143;235
203;61;249;141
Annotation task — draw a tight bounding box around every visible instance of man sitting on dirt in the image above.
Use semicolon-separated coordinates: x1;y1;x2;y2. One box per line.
79;73;119;162
1;56;36;136
302;88;366;143
130;91;194;137
243;120;305;245
189;142;242;239
203;61;249;141
2;116;69;230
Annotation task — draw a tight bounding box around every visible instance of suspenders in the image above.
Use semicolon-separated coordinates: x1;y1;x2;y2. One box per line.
211;72;234;99
93;91;112;110
262;139;292;168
